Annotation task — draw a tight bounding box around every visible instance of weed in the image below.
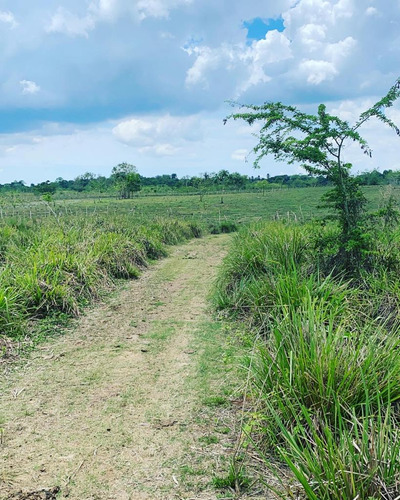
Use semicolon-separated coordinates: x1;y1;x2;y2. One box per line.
203;396;229;408
199;435;219;445
213;462;250;491
0;214;204;343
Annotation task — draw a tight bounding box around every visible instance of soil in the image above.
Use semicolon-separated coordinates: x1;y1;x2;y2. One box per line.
0;235;270;500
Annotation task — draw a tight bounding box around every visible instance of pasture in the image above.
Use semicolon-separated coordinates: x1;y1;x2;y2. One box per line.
2;185;400;499
0;185;396;223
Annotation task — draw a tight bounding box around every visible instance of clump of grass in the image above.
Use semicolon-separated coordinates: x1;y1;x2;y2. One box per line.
213;223;310;313
214;220;400;499
213;462;250;491
0;214;204;341
208;220;237;234
253;294;400;424
264;399;400;499
203;395;229;407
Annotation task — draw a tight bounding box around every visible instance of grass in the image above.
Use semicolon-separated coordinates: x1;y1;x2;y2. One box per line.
0;213;208;347
213;219;400;499
3;186;400;495
2;185;399;225
212;462;250;491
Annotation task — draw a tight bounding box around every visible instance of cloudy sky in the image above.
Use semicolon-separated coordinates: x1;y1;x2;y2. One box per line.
0;0;399;183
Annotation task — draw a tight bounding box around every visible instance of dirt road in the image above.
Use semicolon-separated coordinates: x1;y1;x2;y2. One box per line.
0;234;248;500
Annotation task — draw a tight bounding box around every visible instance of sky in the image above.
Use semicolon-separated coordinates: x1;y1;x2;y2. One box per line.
0;0;400;184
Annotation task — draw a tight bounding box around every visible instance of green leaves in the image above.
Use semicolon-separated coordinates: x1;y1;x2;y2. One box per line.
111;162;141;199
357;78;400;136
225;77;400;274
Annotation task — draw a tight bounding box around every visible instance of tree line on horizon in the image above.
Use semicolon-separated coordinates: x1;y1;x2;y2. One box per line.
1;166;400;196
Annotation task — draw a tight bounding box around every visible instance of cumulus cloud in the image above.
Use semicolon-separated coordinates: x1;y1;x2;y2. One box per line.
113;114;202;156
186;30;292;92
0;10;17;28
365;6;378;16
134;0;192;20
185;0;360;93
231;149;248;161
284;0;354;32
20;80;40;95
282;1;358;86
47;0;193;36
299;59;337;84
297;36;356;85
325;36;356;63
47;7;95;38
1;0;400;182
297;23;327;51
139;143;180;156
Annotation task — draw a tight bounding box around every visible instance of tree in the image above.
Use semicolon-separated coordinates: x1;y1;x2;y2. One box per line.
225;78;400;272
73;172;96;192
111;163;141;199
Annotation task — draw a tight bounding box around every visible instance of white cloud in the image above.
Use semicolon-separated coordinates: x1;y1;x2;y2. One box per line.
185;46;225;87
324;36;356;63
365;6;378;16
298;23;327;51
282;0;358;86
246;30;292;65
185;0;360;95
47;7;95;38
299;59;338;84
0;10;17;28
231;149;248;161
284;0;354;32
332;0;354;20
112;114;202;156
20;80;40;95
1;0;400;184
140;143;180;156
135;0;192;20
186;30;292;92
47;0;193;36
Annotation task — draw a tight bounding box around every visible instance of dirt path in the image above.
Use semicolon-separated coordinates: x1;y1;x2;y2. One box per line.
0;234;257;500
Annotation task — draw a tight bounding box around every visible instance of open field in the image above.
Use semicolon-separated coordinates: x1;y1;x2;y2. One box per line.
1;185;399;345
2;185;400;499
1;186;399;224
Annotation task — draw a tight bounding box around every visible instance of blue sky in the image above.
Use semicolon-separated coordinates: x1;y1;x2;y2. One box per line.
0;0;399;183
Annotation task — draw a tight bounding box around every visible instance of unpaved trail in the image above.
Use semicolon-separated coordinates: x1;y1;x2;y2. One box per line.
0;234;255;500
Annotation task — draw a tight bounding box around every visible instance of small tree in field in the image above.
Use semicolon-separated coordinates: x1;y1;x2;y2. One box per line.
225;78;400;272
111;162;141;199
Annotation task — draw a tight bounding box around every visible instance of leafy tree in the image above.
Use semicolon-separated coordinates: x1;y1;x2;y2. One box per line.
34;180;57;195
111;162;141;199
73;172;97;192
225;78;400;272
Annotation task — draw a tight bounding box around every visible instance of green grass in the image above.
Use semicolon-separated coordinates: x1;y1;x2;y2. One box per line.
2;185;399;225
0;214;205;345
213;219;400;499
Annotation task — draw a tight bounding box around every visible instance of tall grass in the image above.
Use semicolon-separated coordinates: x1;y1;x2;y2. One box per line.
0;214;206;343
214;221;400;499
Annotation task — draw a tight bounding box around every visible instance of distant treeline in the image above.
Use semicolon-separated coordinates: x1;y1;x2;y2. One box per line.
1;168;399;195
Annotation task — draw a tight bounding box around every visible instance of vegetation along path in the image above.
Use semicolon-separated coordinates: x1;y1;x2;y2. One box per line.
1;234;254;500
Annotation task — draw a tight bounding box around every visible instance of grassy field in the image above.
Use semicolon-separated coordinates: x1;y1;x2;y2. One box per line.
0;185;398;346
2;185;400;497
1;185;399;224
